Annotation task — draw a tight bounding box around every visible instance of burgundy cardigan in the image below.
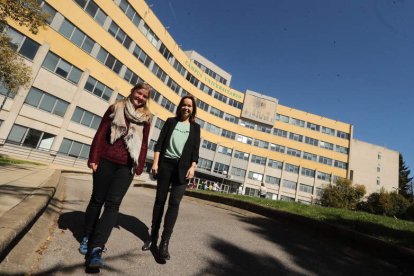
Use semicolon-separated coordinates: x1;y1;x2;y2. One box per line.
88;105;150;175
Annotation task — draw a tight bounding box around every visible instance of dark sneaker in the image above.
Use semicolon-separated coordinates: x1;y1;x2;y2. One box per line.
86;247;104;268
79;236;88;255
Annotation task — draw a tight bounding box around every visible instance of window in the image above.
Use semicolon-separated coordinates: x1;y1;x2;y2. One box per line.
378;152;382;159
276;114;289;123
287;148;301;158
317;172;331;181
7;124;55;150
42;52;83;84
25;87;69;117
198;157;213;171
284;163;299;174
265;175;280;185
166;78;181;94
172;59;187;76
214;162;229;174
133;45;152;67
290;117;305;127
202;140;217;151
155;118;165;129
299;184;313;194
316;187;324;196
270;143;285;153
335;145;349;154
377;166;381;173
40;2;57;24
6;27;40;60
159;44;173;62
306;122;320;132
320;141;334;150
236;134;252;145
303;152;317;162
231;167;246;178
240;119;256;129
196;100;209;112
305;137;319;146
251;155;266;165
107;21;132;49
210;106;224;118
301;167;315;178
117;0;142;27
195;118;205;128
199;83;214;96
124;67;144;86
71;107;102;129
58;19;95;53
59;138;90;159
186;73;199;87
224;113;238;124
213;92;228;103
140;23;159;47
234;150;249;161
268;159;283;169
245;187;259;197
228;98;243;109
282;180;297;190
96;47;123;74
321;126;335;136
217;145;232;156
289;133;303;142
318;156;333;166
254;139;269;149
150;89;161;103
337;131;350;140
273;128;288;138
334;160;347;169
257;125;271;133
75;0;108;26
248;171;263;181
84;76;113;101
152;63;167;82
205;123;221;135
160;97;176;113
149;139;157;151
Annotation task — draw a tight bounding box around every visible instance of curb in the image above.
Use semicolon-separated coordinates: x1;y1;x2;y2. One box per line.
0;170;61;261
134;184;414;262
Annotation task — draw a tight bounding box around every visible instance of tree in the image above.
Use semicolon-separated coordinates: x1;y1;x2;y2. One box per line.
361;188;410;218
321;178;366;210
398;154;413;199
0;0;48;109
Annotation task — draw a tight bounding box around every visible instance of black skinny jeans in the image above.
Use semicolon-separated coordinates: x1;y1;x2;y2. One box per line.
84;158;134;249
151;158;187;240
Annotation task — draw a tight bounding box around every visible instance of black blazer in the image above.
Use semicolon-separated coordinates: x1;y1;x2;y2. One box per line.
154;117;200;184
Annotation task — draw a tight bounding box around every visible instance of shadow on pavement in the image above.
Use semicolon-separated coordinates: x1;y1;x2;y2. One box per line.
221;214;413;276
57;211;150;243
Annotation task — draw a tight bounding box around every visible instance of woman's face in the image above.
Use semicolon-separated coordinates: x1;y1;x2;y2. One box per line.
130;88;149;108
180;98;193;120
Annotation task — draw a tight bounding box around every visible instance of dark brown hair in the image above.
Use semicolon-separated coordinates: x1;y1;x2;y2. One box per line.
175;95;197;123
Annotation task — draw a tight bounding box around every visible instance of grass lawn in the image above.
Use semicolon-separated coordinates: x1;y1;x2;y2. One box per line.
0;155;44;166
192;190;414;250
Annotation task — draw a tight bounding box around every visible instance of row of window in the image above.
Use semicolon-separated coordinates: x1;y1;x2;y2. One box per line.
193;60;228;85
276;113;350;140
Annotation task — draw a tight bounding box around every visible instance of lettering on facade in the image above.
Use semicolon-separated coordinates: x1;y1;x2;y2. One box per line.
185;60;242;100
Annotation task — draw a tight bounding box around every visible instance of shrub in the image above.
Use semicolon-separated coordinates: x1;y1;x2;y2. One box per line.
362;188;410;218
321;178;366;210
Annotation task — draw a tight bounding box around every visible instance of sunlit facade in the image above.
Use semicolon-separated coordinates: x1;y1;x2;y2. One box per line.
0;0;398;202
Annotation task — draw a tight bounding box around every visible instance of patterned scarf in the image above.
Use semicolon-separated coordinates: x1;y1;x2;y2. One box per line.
109;96;151;174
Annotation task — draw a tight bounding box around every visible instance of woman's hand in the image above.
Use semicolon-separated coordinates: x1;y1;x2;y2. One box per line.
186;165;196;179
88;163;98;172
151;163;159;178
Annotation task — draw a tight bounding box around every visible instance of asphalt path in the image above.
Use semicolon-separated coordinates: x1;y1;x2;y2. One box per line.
34;174;410;275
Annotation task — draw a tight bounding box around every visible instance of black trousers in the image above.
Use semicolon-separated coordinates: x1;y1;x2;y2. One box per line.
151;158;187;240
84;158;134;249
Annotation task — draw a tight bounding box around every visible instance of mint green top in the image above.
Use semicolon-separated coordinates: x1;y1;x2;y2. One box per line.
165;121;190;159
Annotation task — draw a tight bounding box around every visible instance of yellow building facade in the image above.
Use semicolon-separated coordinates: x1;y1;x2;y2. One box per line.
0;0;398;203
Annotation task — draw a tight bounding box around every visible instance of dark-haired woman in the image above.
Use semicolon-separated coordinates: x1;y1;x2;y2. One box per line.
81;83;152;268
142;95;200;261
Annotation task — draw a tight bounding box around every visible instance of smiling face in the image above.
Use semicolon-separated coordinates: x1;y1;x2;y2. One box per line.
130;88;149;108
180;98;193;121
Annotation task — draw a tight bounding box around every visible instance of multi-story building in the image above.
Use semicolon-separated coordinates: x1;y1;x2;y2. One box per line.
0;0;398;203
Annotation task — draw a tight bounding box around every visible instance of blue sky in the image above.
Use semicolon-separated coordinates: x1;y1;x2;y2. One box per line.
149;0;414;176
